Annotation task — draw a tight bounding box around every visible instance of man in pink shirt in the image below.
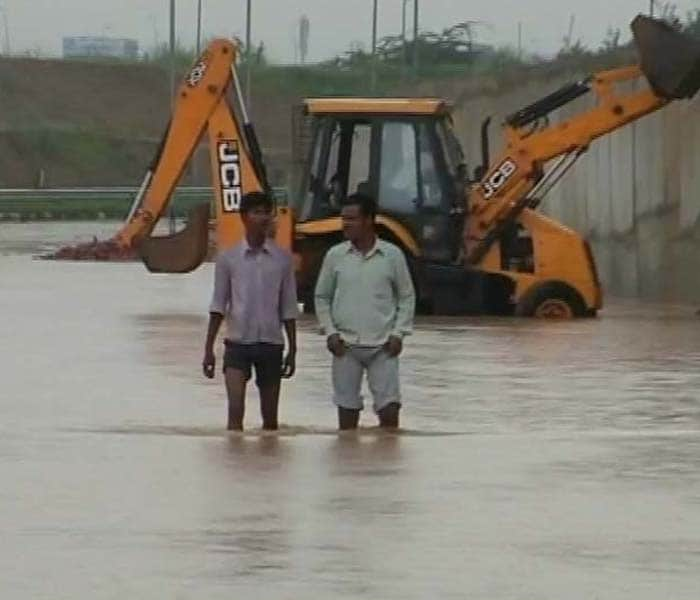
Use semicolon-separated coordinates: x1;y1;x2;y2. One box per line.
202;192;298;431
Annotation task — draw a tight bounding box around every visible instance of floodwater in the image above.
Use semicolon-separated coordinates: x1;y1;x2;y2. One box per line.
2;222;700;599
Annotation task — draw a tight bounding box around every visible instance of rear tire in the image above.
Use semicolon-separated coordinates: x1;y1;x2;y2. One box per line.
515;281;586;319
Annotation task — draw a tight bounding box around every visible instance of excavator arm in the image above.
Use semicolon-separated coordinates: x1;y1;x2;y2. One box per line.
465;15;700;266
115;40;242;248
52;38;283;272
127;39;278;273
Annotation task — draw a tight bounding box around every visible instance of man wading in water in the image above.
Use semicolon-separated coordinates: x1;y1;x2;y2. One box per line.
202;192;298;430
314;193;416;430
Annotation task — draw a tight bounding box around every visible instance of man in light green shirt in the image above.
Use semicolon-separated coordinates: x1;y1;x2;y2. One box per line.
314;193;416;430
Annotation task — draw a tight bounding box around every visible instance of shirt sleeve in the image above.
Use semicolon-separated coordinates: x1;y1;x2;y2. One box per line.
314;249;338;337
209;254;231;315
280;255;299;321
391;249;416;339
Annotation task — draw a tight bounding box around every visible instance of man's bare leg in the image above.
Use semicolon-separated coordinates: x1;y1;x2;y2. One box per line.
259;383;280;430
377;402;400;429
224;368;247;430
338;407;360;430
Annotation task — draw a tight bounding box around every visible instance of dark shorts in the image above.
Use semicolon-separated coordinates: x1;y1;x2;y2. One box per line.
223;341;283;388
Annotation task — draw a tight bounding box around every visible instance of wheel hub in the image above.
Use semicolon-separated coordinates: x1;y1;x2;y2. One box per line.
534;299;573;319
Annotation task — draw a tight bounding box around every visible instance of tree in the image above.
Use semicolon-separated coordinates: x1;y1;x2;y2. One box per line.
330;20;492;67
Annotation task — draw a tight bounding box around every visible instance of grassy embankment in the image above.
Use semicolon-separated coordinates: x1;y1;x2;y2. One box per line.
0;55;503;220
0;38;649;221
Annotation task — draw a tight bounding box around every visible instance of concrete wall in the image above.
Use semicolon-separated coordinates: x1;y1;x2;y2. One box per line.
446;74;700;304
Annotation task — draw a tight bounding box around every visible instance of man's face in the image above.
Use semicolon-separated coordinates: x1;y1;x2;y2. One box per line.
341;204;372;243
241;205;273;238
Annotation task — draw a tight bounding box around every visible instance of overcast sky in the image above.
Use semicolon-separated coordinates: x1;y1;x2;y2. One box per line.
2;0;698;61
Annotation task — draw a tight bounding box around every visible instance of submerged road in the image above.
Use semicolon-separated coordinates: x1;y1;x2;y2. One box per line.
2;223;699;599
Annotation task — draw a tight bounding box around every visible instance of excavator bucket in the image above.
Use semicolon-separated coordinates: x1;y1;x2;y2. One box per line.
139;202;211;273
632;14;700;99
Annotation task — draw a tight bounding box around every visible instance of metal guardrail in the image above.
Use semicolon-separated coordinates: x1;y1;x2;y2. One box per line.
0;186;289;202
0;186;290;221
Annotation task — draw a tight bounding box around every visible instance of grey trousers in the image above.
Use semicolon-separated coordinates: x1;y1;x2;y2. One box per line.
332;345;401;412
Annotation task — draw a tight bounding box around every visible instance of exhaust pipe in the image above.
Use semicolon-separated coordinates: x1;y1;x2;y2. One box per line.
632;14;700;99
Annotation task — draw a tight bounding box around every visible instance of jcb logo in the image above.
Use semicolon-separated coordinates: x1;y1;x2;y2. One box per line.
186;55;209;87
481;159;517;199
218;141;242;212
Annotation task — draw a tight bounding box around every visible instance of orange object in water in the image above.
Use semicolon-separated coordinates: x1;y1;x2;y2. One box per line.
48;238;137;261
48;38;288;269
48;15;700;317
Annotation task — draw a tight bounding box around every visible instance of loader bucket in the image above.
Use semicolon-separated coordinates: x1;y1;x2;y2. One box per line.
139;202;210;273
631;14;700;99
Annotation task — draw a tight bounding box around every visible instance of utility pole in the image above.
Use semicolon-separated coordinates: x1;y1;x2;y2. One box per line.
196;0;202;55
564;14;576;51
371;0;378;93
148;13;159;49
649;0;654;17
299;14;310;64
245;0;252;109
192;0;204;186
402;0;409;66
517;21;522;60
169;0;177;231
169;0;176;111
0;5;10;55
413;0;419;71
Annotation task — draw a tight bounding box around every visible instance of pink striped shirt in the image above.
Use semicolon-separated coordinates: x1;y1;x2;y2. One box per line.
209;239;298;345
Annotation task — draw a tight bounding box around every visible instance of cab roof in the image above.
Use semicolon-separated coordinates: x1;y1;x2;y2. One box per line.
303;97;451;116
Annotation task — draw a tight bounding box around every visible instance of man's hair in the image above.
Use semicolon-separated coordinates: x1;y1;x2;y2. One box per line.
240;191;273;214
343;193;377;219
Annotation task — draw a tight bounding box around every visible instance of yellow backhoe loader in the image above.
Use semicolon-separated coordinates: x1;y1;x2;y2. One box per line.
54;15;700;317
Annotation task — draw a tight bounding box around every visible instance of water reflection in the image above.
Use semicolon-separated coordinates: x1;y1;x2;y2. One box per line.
327;432;404;477
223;432;288;465
3;225;700;599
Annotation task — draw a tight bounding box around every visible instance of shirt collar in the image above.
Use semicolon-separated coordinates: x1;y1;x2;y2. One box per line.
243;237;272;254
347;237;383;258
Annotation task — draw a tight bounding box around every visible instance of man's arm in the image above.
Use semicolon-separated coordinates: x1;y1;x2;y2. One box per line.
313;249;338;338
280;257;299;378
314;249;346;356
203;313;224;378
203;255;231;378
391;249;416;340
282;319;297;378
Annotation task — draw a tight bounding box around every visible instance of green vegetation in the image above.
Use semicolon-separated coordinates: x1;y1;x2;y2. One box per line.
0;187;288;221
0;191;210;222
3;6;699;222
138;5;700;98
5;129;146;176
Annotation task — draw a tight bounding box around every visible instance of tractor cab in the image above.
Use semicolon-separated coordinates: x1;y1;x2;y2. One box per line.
292;98;468;264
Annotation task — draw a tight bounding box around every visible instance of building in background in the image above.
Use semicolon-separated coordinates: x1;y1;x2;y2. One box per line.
62;37;139;60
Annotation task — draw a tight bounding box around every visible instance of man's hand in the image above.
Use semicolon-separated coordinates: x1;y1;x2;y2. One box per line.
327;333;346;357
282;350;296;379
202;350;216;379
384;335;403;357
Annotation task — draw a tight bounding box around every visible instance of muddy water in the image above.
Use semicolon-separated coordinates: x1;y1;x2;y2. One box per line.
2;223;700;599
